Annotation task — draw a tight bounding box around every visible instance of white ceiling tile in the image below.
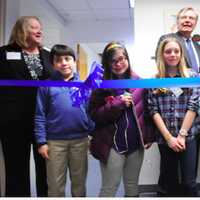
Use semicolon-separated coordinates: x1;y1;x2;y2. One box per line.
47;0;90;10
62;10;94;21
88;0;129;9
46;0;132;22
94;9;130;20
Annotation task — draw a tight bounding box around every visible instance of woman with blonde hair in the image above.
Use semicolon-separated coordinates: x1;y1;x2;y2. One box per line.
0;16;52;197
147;37;199;196
156;37;190;78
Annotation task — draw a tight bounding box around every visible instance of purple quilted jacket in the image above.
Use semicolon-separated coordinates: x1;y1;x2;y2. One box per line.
129;87;155;145
89;73;155;163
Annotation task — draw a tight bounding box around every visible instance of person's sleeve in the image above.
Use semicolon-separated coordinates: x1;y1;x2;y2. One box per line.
146;89;159;117
34;87;49;144
187;87;200;113
88;89;126;125
0;47;8;79
84;102;95;132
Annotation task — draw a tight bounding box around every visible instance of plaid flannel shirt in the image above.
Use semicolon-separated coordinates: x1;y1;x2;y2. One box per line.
146;86;200;144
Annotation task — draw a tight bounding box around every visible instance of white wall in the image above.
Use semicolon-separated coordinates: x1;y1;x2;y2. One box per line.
61;19;134;47
5;0;21;43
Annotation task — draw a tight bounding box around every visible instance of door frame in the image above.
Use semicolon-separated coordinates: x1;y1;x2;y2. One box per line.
0;0;6;46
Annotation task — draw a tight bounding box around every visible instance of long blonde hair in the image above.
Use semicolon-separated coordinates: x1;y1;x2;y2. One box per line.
156;37;189;78
8;16;42;48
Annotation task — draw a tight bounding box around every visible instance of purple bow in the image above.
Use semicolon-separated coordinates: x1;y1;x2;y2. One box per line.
70;61;104;107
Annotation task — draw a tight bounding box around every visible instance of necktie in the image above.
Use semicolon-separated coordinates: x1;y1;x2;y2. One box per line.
186;38;199;73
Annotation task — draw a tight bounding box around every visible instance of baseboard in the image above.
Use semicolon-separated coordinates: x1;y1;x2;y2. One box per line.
138;183;200;197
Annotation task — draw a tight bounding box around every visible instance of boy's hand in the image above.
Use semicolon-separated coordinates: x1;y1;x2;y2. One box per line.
38;144;49;159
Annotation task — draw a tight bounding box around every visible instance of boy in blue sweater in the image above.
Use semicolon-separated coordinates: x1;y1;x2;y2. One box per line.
34;44;93;197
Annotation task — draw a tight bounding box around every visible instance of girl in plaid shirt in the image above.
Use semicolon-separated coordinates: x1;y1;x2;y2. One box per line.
147;37;199;197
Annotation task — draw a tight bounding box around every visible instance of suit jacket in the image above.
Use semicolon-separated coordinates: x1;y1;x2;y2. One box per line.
0;43;53;132
156;32;200;72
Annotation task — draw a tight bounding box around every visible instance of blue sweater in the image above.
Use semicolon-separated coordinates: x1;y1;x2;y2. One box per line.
34;72;94;144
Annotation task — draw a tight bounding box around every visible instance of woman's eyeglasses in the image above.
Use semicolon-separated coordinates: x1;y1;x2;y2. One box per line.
111;56;127;65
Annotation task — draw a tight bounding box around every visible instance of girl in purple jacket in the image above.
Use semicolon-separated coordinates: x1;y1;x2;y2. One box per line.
89;41;153;197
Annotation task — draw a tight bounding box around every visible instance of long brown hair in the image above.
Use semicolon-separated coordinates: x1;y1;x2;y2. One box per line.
101;41;131;80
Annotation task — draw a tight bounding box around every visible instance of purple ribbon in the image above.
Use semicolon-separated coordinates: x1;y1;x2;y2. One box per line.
69;61;104;107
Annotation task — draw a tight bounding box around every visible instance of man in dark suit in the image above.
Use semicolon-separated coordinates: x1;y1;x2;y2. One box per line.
155;7;200;196
156;7;200;73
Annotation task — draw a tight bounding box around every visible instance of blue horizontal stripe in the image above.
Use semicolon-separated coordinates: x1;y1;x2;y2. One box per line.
101;77;200;88
0;80;83;87
0;77;199;88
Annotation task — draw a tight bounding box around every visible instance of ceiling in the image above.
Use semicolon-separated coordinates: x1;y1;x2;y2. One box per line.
46;0;133;23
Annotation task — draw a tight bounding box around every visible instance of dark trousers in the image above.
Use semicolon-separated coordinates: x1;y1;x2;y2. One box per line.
158;138;198;197
1;124;47;197
196;135;200;176
32;140;48;197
